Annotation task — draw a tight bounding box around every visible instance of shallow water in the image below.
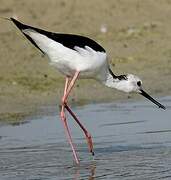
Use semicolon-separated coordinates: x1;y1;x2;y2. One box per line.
0;96;171;180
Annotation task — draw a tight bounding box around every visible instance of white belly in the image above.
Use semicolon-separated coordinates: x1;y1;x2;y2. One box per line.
48;45;107;79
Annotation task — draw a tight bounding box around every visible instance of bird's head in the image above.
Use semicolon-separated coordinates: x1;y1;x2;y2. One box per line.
106;73;166;110
118;74;143;93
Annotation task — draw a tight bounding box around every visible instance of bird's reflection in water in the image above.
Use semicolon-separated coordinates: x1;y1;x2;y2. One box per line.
88;164;96;180
74;162;96;180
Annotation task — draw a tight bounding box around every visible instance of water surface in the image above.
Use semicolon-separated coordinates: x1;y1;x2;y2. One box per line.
0;97;171;179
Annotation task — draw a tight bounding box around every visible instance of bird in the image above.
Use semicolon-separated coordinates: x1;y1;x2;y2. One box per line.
9;18;165;164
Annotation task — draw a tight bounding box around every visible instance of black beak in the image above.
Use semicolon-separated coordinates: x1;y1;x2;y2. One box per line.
140;89;166;110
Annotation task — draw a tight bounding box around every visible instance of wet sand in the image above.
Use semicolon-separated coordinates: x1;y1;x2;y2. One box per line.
0;0;171;122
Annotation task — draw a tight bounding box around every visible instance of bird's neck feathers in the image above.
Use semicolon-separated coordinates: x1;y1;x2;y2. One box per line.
103;72;131;93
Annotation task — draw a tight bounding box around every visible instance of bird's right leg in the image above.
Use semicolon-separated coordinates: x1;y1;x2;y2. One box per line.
65;104;94;156
60;77;79;164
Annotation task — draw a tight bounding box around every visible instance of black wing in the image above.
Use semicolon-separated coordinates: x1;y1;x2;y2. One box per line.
10;18;106;54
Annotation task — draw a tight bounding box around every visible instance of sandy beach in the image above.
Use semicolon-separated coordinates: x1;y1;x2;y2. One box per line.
0;0;171;122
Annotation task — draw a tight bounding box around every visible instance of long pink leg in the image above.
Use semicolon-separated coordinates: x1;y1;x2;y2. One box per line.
65;104;94;155
60;76;79;164
61;71;94;162
62;71;80;105
62;72;94;155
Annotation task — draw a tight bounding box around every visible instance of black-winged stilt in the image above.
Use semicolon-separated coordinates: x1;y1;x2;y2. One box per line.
9;18;165;164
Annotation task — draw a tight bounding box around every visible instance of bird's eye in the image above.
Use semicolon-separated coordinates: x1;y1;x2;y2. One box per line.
137;81;141;86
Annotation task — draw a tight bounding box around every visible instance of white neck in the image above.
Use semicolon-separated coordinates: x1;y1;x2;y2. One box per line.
102;73;131;93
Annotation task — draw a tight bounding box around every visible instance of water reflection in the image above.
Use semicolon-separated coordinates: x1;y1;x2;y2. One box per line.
74;163;96;180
